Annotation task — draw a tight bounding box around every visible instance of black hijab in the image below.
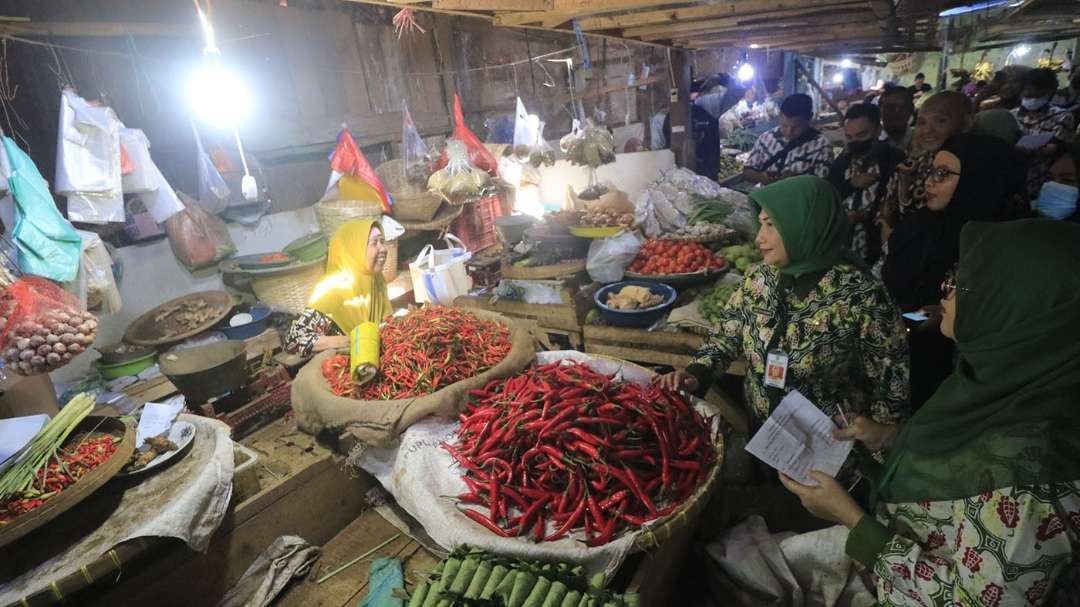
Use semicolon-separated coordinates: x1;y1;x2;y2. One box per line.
882;133;1026;310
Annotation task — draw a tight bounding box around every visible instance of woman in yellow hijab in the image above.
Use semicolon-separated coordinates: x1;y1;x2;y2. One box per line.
284;219;392;357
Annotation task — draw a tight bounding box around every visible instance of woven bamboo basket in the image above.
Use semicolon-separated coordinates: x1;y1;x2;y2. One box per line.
376;159;444;222
313;198;400;282
251;260;325;314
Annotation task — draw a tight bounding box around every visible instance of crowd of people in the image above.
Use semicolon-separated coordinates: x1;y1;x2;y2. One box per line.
659;66;1080;605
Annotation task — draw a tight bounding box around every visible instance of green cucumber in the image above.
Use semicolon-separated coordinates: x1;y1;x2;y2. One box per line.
407;581;430;607
480;565;510;599
464;561;493;598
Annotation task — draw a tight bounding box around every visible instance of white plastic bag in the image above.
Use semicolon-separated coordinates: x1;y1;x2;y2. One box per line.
586;230;643;283
65;229;121;314
54;90;124;224
409;233;473;305
192;122;231;214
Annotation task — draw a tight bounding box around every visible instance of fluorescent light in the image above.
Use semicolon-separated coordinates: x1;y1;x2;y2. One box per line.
840;58;854;68
938;0;1012;17
832;72;844;84
737;63;755;83
188;55;251;128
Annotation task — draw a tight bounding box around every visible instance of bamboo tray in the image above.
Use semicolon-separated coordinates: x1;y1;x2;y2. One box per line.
124;291;234;347
0;417;135;549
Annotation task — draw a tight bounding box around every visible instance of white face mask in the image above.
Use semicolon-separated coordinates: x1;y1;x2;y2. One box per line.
1021;96;1051;111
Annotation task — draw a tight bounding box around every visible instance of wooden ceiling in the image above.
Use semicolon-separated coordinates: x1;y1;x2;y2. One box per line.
342;0;1079;55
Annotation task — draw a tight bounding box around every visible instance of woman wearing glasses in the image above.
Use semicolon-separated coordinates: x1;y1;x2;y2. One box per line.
881;133;1026;408
781;219;1080;606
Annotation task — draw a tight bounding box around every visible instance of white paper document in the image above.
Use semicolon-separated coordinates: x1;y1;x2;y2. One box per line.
136;401;185;447
744;390;853;485
1016;132;1054;151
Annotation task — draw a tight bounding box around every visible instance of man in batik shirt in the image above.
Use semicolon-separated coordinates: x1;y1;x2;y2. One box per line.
743;93;834;185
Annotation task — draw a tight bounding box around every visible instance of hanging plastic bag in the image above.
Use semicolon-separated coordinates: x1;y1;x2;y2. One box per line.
0;276;98;376
54;90;124;224
427;140;492;205
402;100;433;188
560;119;616;169
120;128;156;193
65;229;122;314
192;121;231;215
4;137;82;282
436;94;499;176
586;230;643;283
165;192;237;271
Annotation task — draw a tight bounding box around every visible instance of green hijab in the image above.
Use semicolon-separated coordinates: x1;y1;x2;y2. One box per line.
748;175;852;277
876;219;1080;503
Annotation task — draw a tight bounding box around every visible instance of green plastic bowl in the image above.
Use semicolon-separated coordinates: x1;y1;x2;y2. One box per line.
283;233;329;263
95;352;157;380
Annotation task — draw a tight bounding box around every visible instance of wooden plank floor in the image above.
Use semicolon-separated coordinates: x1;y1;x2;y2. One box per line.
278;509;439;606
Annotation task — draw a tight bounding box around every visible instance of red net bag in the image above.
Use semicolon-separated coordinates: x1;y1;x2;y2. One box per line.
436;94;500;177
0;277;98;376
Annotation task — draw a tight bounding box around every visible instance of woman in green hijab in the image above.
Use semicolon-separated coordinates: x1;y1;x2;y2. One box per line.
780;218;1080;605
658;175;910;440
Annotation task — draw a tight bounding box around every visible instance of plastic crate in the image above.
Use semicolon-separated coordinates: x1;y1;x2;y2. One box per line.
451;194;505;252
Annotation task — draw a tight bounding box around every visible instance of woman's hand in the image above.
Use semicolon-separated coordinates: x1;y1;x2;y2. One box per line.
314;335;350;353
833;415;900;452
654;371;699;393
779;471;867;528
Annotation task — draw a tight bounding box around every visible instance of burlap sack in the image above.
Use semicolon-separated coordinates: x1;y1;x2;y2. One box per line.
291;310;534;447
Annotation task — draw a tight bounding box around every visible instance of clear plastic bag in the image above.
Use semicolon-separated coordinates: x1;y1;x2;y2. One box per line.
165;193;237;271
586;230;643;283
560;119;616;168
401;100;433;188
427;140;492;205
436;94;499;176
192;122;231;214
0;276;98;376
65;229;122;315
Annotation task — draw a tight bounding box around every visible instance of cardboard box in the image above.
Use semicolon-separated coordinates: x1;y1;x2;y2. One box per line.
0;372;61;418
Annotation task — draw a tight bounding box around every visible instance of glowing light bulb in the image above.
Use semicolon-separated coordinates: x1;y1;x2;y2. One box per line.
737;63;755;83
832;72;844;84
840;58;854;68
188;55;251;128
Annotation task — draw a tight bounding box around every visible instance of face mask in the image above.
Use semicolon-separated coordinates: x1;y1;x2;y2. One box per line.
1021;96;1051;111
1035;181;1079;220
846;139;874;156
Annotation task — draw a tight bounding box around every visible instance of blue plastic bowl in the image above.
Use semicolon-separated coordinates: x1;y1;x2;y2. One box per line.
594;282;678;328
221;304;272;340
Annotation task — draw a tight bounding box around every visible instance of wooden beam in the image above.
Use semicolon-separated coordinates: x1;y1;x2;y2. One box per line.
551;74;665;103
624;10;878;39
0;20;197;37
341;0;674;49
1005;0;1041;20
433;0;552;10
581;0;862;31
494;0;690;27
684;27;888;49
638;12;880;42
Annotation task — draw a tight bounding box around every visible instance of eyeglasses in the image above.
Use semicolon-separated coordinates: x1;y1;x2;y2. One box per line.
927;166;961;184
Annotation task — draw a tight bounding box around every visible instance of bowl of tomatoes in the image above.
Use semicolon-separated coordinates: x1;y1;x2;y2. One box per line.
625;239;728;288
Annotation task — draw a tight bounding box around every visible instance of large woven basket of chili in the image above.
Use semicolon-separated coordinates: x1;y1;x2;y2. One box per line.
291;307;534;447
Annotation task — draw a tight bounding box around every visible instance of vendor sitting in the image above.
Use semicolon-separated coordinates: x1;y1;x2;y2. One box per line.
742;94;834;185
284;219;391;357
780;219;1080;605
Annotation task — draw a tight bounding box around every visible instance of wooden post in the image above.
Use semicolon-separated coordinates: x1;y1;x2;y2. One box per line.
795;58;844;116
669;49;695;169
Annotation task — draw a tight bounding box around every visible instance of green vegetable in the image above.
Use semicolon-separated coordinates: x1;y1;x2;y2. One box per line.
688;195;734;226
560;590;582;607
420;579;443;607
464;561;493;598
439;558;462;591
542;581;569;607
507;572;537;607
0;393;94;500
481;565;510;599
449;557;477;594
408;581;430;607
519;575;552;607
588;572;606;590
623;593;641;607
495;570;519;598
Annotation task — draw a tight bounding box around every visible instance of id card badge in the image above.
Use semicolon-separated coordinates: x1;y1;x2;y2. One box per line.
764;350;789;389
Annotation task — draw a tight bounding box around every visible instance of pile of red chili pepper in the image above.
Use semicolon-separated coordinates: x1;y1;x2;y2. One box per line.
322;306;512;400
0;434;119;524
443;360;716;547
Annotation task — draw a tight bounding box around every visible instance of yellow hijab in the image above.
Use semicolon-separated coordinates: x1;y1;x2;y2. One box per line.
308;219;391;333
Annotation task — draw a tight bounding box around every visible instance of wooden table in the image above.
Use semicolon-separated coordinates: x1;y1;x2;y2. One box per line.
455;278;594;351
584;325;746;376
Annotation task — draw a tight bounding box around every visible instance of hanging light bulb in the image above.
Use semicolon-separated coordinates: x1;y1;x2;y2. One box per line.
832;72;844;84
187;8;251;129
840;58;854;68
1014;44;1030;57
737;62;755;83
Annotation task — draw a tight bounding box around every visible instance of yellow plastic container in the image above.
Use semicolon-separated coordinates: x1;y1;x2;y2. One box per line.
350;322;380;385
